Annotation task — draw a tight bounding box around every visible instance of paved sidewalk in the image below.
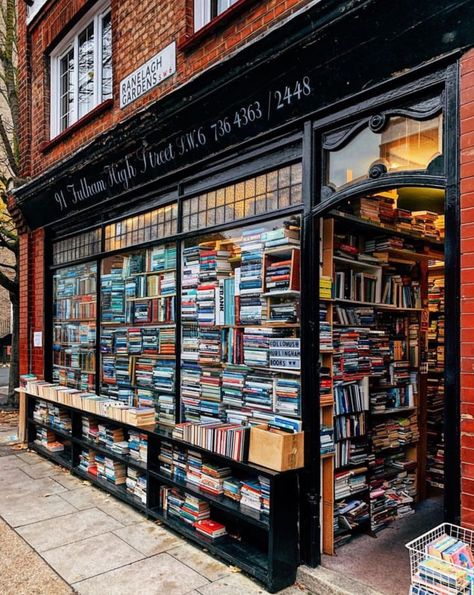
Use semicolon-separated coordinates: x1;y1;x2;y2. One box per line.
0;439;307;594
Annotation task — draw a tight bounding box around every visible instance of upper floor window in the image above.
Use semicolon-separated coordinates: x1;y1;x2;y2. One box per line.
50;1;112;137
194;0;239;31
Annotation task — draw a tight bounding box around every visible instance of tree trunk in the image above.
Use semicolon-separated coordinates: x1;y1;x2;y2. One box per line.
7;289;18;408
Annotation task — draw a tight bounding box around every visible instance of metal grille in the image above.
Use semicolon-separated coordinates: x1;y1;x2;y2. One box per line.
182;163;303;232
53;229;101;265
104;202;178;251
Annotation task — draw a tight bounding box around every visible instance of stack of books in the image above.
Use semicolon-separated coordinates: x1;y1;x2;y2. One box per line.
128;431;148;462
172;422;249;462
334;467;368;500
34;427;65;452
125;468;147;504
194;519;227;539
320;425;335;455
79;449;97;475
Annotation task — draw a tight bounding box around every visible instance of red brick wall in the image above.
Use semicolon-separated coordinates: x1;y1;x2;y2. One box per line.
18;229;45;378
461;48;474;528
18;0;307;179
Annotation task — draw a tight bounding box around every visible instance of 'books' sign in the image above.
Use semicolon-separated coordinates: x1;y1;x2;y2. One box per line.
120;42;176;109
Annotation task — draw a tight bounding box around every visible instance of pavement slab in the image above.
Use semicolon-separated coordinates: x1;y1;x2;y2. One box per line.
113;520;184;556
42;531;145;584
1;493;77;527
16;507;124;552
0;516;72;595
169;543;232;581
73;552;210;595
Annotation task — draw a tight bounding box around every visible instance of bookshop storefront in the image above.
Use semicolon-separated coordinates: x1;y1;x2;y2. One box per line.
12;0;474;591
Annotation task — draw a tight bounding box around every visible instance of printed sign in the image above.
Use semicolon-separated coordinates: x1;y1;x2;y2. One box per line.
120;42;176;109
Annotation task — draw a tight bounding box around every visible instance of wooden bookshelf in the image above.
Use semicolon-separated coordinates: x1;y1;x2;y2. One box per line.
322;197;445;552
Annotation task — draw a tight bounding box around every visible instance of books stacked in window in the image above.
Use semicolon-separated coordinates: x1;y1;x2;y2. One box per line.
275;377;301;417
332;328;371;382
128;431;148;462
269;300;299;323
172;422;249;462
96;455;126;485
35;427;65;452
411;211;439;238
334;306;375;326
243;372;274;415
221;366;247;411
126;468;147;504
263;227;300;249
321;425;335;455
319;276;332;299
381;275;421;309
335;467;368;500
365;235;405;254
79;449;97;475
156;394;175;426
353;196;380;223
149;245;177;272
181;366;202;422
239;229;264;324
182;327;199;363
198;329;223;365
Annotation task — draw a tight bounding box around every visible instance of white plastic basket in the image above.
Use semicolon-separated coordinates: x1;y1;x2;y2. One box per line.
406;523;474;594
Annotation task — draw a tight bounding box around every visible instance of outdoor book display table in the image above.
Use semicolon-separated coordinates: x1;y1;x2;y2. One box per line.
22;388;299;593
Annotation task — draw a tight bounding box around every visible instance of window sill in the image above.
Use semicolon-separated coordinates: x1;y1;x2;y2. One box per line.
178;0;257;52
40;99;114;154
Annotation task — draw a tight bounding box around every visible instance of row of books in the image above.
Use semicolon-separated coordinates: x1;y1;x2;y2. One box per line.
53;323;96;346
34;427;68;453
159;486;227;539
101;326;176;356
102;294;176;324
81;415;148;463
33;400;72;433
172;422;249;462
157;441;270;514
54;298;97;320
26;380;156;427
53;348;95;372
342;195;444;240
53;264;97;297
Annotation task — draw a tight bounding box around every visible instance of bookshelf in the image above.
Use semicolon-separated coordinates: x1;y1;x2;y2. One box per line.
25;390;299;593
180;217;302;429
100;244;177;426
321;193;445;554
52;262;97;392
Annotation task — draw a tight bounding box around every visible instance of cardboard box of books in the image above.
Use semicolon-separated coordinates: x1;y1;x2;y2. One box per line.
248;424;304;471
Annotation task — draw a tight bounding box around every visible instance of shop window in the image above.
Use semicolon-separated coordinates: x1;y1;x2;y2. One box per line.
50;1;112;137
104;203;178;252
100;243;177;425
194;0;240;31
53;229;101;266
181;215;302;425
52;261;97;392
182;164;302;232
326;114;443;190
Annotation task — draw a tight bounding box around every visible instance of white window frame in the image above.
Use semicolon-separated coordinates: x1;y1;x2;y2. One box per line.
194;0;239;32
50;0;111;138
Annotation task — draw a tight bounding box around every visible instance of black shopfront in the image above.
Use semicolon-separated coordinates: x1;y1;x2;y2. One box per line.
15;0;474;590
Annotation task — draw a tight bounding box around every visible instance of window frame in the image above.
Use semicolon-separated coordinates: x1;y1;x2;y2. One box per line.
50;0;112;139
194;0;239;32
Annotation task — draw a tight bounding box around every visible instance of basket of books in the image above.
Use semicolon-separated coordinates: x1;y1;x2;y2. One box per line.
406;523;474;594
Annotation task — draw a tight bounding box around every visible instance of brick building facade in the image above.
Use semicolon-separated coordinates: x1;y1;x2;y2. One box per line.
12;0;474;588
